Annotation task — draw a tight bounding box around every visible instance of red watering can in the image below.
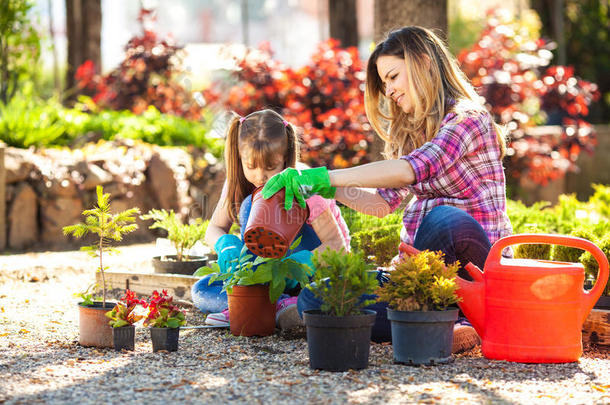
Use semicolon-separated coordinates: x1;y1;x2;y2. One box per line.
399;234;609;363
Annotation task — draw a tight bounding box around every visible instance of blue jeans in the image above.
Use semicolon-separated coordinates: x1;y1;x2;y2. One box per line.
297;205;491;342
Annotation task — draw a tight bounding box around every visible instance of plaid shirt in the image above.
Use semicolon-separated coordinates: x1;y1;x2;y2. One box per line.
377;108;513;246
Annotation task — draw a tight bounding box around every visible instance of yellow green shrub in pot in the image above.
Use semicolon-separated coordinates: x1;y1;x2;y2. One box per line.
376;250;461;365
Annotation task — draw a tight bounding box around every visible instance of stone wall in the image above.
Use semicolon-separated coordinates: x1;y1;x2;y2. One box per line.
1;140;225;251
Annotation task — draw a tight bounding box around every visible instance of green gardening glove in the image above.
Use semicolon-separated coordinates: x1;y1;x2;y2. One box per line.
262;167;336;211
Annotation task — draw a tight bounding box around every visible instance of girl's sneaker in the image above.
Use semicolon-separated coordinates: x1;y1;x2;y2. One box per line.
205;309;229;327
276;296;303;330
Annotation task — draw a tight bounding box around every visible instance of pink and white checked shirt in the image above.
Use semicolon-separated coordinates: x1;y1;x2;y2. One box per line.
377;108;513;246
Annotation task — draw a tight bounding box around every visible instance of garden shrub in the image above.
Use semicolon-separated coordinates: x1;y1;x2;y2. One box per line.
339;206;402;234
514;226;553;260
202;39;374;169
351;224;402;267
552;227;596;263
74;7;203;121
458;9;600;189
580;235;610;296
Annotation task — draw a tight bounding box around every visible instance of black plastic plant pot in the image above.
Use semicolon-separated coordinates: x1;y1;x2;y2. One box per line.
150;327;180;352
387;307;459;366
113;325;135;351
152;255;207;275
303;309;376;372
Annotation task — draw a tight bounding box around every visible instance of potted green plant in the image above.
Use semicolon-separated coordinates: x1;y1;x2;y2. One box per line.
105;289;146;351
140;209;209;275
143;289;187;352
63;185;140;348
376;250;461;365
195;236;314;337
302;248;379;372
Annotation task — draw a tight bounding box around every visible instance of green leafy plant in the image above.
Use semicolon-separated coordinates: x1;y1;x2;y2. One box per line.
0;0;41;104
143;290;186;328
552;227;596;263
339;206;402;234
376;250;461;312
73;283;100;306
514;227;553;260
580;235;610;296
105;290;146;328
194;236;314;303
63;185;140;308
140;209;209;261
351;224;402;266
307;248;378;317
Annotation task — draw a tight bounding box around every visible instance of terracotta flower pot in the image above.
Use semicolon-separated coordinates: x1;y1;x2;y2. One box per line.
243;186;308;258
78;301;116;348
227;285;276;337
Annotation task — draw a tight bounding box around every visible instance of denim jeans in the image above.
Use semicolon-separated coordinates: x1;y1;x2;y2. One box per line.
297;205;491;342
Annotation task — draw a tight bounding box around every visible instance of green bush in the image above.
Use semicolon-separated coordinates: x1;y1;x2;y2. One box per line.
552;227;596;263
309;248;378;317
0;94;223;157
339;206;402;234
580;235;610;295
350;224;402;266
376;250;461;312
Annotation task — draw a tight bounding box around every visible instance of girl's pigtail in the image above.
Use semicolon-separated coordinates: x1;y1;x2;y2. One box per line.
225;115;244;222
284;122;299;167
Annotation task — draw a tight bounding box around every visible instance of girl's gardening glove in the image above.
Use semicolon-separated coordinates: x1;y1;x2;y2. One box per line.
262;167;336;211
214;234;244;274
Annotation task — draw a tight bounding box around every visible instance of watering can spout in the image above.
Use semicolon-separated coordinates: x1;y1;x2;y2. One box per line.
456;262;485;339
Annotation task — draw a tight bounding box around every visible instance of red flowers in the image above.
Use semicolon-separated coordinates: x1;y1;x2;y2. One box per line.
143;290;186;329
105;289;146;328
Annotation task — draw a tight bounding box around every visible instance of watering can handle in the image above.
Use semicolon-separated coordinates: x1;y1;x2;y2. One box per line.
487;234;609;314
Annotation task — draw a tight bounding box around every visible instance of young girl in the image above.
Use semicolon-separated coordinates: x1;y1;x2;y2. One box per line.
192;109;350;329
263;27;513;351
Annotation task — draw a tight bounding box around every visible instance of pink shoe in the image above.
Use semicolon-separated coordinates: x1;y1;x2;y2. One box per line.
276;297;302;330
205;309;229;327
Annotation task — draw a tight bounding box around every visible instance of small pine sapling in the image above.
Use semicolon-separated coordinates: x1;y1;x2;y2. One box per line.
140;209;208;261
63;185;140;308
308;248;378;317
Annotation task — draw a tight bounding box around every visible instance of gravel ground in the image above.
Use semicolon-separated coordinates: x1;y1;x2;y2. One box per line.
1;244;609;405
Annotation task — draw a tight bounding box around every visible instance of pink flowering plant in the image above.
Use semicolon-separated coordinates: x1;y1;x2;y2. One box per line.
105;289;146;328
143;290;186;329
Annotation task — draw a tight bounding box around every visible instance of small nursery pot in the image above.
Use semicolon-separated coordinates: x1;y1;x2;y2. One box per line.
303;309;376;372
152;255;208;275
227;285;276;337
387;308;459;366
243;186;308;258
150;327;180;352
78;301;116;348
113;325;135;351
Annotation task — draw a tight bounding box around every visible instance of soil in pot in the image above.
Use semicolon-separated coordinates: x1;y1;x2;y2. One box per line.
150;328;180;352
113;325;135;351
303;309;376;372
387;308;459;365
227;285;276;337
152;255;207;275
78;301;116;348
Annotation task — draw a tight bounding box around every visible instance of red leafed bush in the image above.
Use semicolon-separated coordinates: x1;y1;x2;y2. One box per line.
458;10;600;186
202;39;374;169
75;7;201;120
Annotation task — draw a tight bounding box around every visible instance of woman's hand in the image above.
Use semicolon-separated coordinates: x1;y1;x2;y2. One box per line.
262;167;336;210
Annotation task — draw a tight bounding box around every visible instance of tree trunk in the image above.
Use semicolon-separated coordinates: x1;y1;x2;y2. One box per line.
328;0;359;47
369;0;447;161
65;0;101;102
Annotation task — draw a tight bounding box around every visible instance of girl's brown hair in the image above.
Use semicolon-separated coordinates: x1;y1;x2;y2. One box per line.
364;26;506;159
224;109;298;223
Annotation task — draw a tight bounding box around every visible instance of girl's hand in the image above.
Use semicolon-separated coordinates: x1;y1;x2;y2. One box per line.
262;167;336;210
214;234;244;273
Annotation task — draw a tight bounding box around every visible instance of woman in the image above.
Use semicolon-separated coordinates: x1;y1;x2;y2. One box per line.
263;26;513;351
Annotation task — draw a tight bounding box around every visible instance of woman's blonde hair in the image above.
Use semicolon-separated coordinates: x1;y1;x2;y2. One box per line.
224;109;298;223
365;26;505;159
